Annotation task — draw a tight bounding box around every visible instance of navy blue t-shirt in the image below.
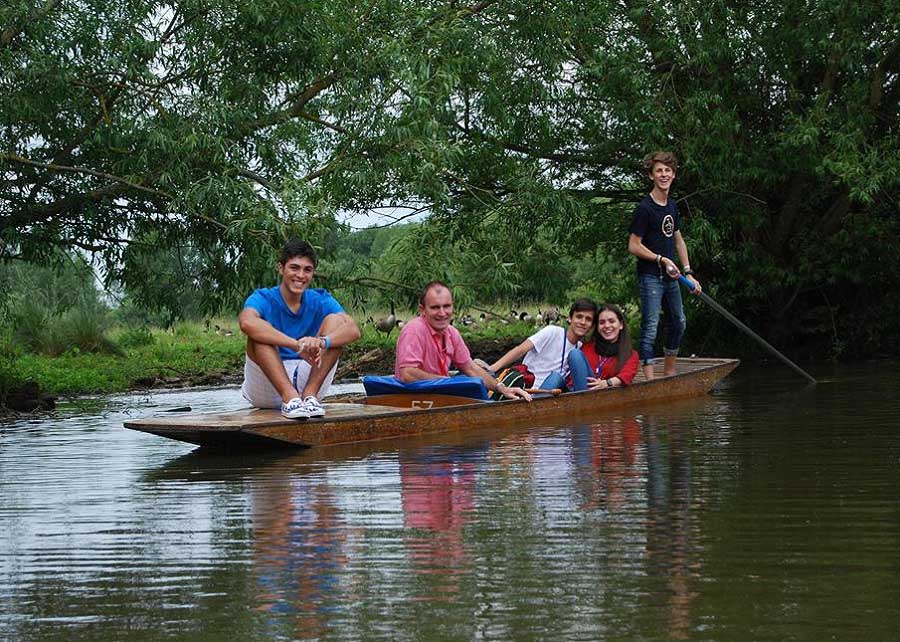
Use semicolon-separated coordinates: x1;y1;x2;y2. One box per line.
628;195;681;276
243;287;344;360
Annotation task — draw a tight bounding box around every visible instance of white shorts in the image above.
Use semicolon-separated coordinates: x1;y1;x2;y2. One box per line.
240;356;337;408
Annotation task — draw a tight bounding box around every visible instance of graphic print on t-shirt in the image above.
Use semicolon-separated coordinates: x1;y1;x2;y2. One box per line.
661;214;675;237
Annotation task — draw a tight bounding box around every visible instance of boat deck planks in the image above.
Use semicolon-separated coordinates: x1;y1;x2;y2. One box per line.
130;402;414;431
124;357;738;449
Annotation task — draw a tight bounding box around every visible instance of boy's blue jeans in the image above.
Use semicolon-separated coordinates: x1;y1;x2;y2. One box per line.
538;349;594;392
638;273;686;365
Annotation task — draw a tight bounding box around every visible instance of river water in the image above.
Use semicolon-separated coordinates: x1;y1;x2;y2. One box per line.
1;362;899;641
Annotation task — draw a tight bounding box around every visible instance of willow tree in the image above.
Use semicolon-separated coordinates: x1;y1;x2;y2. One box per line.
1;0;503;312
3;1;898;350
377;0;900;351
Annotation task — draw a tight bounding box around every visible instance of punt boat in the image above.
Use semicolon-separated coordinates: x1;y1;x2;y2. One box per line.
124;357;738;450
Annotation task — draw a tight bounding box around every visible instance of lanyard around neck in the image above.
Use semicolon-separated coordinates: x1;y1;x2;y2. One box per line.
559;328;579;373
560;333;568;372
431;330;449;376
594;355;612;377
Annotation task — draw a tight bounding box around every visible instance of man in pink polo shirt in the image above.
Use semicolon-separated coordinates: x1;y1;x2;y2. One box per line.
395;281;532;402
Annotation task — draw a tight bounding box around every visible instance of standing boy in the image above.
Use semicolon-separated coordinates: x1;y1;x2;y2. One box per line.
627;151;701;380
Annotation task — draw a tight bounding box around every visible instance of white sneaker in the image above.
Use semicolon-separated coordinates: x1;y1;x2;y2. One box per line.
298;395;325;418
281;397;308;419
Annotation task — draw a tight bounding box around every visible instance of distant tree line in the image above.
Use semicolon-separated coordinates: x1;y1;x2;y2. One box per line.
2;1;898;358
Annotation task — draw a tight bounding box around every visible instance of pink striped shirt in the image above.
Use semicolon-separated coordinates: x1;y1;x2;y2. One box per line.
394;316;472;379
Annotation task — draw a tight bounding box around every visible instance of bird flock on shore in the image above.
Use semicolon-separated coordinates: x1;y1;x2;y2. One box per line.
203;304;565;341
364;304;564;337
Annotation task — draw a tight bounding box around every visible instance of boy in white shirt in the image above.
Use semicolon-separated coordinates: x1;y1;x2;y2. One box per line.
488;299;597;389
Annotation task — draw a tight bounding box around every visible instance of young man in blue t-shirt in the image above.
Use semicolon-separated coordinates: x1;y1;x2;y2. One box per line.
238;238;361;418
627;151;702;381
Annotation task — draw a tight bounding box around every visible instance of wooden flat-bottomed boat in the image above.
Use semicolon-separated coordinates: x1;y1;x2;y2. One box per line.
124;357;738;450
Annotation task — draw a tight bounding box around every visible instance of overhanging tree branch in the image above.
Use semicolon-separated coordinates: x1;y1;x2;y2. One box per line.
3;152;173;199
0;0;60;49
232;73;341;138
297;111;349;134
870;39;899;114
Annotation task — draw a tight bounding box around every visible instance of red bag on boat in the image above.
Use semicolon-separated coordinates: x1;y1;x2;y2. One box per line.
511;364;535;388
490;365;536;400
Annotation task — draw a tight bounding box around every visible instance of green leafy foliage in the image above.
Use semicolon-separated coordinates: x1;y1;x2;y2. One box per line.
61;304;123;356
13;322;246;396
2;0;898;357
0;254;123;356
9;296;66;356
115;326;155;349
0;328;23;405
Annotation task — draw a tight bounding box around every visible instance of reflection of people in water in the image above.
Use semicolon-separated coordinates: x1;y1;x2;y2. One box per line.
644;421;696;640
250;473;349;638
570;419;643;512
568;415;698;638
400;446;481;598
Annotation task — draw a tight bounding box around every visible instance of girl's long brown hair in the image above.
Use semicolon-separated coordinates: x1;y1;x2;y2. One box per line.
593;303;633;374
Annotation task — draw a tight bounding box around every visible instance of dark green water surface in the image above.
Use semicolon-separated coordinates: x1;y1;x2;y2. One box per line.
2;362;899;641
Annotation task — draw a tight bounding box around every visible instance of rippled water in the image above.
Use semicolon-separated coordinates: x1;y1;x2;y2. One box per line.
2;362;899;641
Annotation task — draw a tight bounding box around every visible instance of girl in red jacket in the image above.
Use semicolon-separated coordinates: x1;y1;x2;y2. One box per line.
570;304;639;390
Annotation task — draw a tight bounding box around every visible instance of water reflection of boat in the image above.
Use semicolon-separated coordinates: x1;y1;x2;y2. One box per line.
125;358;738;450
138;409;716;632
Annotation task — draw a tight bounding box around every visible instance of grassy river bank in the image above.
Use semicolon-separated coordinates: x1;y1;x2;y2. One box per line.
3;319;527;404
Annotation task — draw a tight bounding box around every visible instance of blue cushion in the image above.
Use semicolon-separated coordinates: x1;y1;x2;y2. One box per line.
362;375;489;400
